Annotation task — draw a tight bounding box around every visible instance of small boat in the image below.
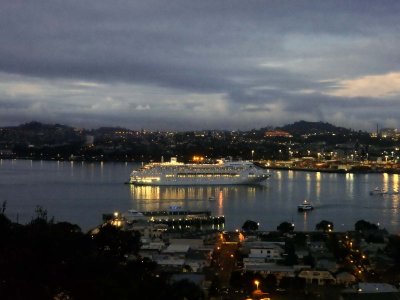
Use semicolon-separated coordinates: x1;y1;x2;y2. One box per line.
122;209;147;222
298;200;313;212
208;196;216;201
369;187;387;195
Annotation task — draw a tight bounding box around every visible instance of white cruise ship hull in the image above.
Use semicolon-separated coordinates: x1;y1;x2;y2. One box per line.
130;175;269;186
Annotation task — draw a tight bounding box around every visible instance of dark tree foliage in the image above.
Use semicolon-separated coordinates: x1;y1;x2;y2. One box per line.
279;120;352;136
277;221;294;234
0;211;188;300
315;220;334;232
258;231;283;242
365;233;385;244
169;279;204;300
303;254;315;268
229;271;259;294
326;233;350;261
92;223;141;258
309;232;326;242
229;270;244;289
355;220;378;231
242;220;259;232
1;200;6;214
264;273;277;290
0;212;11;232
385;235;400;265
283;240;298;266
279;276;306;291
293;277;307;290
209;276;221;297
279;277;294;289
293;232;307;247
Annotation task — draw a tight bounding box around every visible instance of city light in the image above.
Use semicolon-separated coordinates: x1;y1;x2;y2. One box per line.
192;155;204;162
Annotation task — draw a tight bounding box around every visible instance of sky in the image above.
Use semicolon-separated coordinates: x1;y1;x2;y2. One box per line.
1;0;400;131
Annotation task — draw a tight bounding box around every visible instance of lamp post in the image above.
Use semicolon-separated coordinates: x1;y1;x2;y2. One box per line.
251;150;254;161
254;280;260;290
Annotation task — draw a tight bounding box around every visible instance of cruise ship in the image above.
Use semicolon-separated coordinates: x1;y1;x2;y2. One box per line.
129;157;270;186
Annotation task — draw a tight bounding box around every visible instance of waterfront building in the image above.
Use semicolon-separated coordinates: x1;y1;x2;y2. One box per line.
264;130;293;138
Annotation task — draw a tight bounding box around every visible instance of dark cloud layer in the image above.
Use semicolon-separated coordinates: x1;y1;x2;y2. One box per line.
1;0;400;130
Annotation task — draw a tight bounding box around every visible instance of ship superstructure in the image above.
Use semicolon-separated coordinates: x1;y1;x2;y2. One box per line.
129;157;270;185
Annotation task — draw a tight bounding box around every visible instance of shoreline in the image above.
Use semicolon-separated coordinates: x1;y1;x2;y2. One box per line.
2;157;400;175
265;166;400;174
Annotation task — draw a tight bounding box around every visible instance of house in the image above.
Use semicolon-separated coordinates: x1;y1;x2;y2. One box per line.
185;249;212;272
153;254;186;270
295;248;309;260
243;262;296;281
308;241;327;253
244;241;285;261
126;220;167;240
316;258;338;273
298;270;336;285
139;241;166;259
335;272;356;287
163;244;191;254
341;283;400;300
170;273;205;286
169;238;204;249
151;244;190;270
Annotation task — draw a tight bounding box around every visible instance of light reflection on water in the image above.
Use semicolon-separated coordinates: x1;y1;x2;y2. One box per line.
1;159;400;233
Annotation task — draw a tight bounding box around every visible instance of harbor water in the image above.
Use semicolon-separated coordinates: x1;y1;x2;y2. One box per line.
1;159;399;233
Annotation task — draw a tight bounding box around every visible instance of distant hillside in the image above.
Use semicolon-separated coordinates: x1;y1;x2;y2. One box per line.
1;121;83;146
277;121;352;136
16;121;71;131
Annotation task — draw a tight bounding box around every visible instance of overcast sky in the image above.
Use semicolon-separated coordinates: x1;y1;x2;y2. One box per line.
1;0;400;131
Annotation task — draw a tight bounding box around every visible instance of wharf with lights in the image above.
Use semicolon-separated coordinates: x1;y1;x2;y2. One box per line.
103;207;225;229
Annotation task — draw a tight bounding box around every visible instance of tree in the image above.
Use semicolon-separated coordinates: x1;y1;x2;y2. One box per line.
0;211;187;300
29;205;54;226
0;213;11;231
355;220;378;231
259;231;282;242
1;200;6;214
315;220;334;232
264;274;277;290
303;254;315;267
293;232;307;247
279;277;294;290
169;279;204;300
92;224;141;258
277;221;294;234
386;235;400;265
242;220;259;232
283;240;298;266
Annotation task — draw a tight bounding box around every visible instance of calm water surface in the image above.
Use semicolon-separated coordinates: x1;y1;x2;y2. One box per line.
1;159;400;233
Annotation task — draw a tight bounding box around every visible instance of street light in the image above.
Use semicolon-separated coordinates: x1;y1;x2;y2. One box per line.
254;280;260;290
251;150;254;161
